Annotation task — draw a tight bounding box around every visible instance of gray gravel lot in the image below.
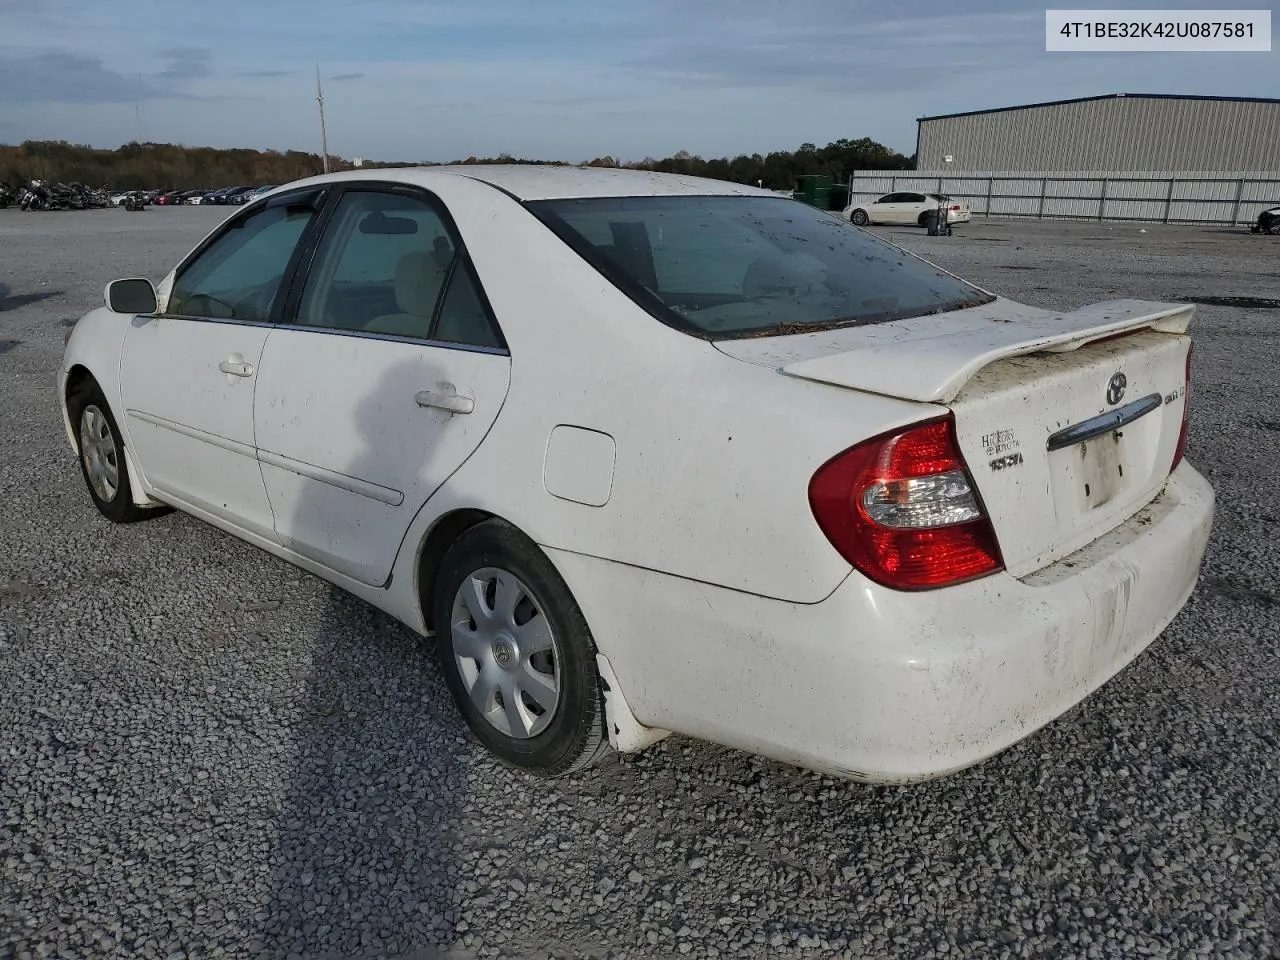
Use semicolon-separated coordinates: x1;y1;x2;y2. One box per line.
2;206;1278;960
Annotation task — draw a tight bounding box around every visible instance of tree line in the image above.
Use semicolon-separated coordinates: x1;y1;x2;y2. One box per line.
0;137;913;191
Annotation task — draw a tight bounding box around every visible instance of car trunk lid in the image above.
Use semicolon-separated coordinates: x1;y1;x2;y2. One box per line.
716;298;1194;577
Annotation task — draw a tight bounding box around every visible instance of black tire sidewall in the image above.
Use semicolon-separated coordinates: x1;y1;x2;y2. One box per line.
433;520;605;775
68;382;138;522
852;210;868;226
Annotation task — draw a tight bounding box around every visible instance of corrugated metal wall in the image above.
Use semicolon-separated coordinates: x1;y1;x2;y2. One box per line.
848;170;1280;225
917;97;1280;172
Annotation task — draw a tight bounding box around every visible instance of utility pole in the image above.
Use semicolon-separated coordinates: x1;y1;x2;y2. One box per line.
135;73;144;143
316;64;330;173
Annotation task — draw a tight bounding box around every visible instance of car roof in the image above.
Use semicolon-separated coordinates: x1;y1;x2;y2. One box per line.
283;165;780;201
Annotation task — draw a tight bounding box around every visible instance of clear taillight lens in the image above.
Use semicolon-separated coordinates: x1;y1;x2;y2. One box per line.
809;416;1004;591
861;470;982;528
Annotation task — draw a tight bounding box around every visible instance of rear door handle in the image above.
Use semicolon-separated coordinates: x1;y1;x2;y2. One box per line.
219;360;254;378
415;390;474;415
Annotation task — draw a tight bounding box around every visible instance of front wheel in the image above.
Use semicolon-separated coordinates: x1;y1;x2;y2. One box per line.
850;209;869;226
68;380;165;524
433;519;611;777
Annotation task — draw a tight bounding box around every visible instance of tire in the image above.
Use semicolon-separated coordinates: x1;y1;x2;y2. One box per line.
917;212;930;228
433;519;611;777
67;379;164;524
850;209;869;226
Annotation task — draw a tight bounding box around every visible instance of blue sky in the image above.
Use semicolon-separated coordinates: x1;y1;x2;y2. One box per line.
0;0;1274;162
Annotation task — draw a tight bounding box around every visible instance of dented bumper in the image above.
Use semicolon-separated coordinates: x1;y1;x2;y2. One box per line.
546;462;1214;783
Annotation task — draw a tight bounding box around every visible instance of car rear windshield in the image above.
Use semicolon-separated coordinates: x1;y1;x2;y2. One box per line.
526;195;994;339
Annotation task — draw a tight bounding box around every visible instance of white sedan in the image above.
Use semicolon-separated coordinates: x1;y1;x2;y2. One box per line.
847;191;972;227
59;167;1213;782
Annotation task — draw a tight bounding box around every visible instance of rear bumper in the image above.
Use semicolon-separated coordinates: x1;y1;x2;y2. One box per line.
550;463;1213;782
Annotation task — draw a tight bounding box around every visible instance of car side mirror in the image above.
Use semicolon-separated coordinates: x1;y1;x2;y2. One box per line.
105;278;158;315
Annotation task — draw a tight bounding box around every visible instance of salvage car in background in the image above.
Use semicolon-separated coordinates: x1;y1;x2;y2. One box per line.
59;167;1212;783
1249;203;1280;234
846;191;971;227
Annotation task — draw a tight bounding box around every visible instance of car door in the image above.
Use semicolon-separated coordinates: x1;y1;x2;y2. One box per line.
900;193;930;224
253;185;513;586
867;193;897;223
118;188;324;539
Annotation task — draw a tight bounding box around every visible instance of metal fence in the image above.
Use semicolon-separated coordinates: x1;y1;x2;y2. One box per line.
848;170;1280;226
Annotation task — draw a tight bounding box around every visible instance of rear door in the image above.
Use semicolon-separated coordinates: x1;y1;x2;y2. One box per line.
899;192;928;224
119;188;324;538
253;185;512;586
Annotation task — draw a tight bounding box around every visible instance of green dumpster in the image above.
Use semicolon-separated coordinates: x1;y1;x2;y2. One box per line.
791;174;843;211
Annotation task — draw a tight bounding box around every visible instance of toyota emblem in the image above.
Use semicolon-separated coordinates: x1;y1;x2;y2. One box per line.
1106;372;1127;406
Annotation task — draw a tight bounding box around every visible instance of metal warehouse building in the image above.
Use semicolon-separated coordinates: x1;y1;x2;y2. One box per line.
915;93;1280;172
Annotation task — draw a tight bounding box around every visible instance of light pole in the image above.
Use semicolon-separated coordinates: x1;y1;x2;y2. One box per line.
316;64;330;174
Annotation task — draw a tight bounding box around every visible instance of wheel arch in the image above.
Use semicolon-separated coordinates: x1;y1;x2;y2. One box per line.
62;363;160;510
414;507;497;636
410;506;669;754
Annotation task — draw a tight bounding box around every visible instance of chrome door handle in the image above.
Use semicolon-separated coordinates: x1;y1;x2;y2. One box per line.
219;360;254;378
415;390;474;415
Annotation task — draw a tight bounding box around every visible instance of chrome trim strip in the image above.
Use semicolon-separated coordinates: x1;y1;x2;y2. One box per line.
1046;393;1163;452
257;449;405;506
125;410;258;460
156;313;279;330
275;322;510;356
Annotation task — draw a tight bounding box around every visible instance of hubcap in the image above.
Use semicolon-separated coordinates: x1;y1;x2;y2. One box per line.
450;567;561;739
79;405;119;502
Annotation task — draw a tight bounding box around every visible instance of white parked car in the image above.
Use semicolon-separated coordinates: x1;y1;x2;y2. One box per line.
59;167;1213;782
847;191;972;227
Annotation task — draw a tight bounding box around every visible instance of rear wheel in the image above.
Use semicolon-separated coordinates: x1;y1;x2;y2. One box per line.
433;519;611;777
68;380;165;524
851;209;869;226
917;212;930;227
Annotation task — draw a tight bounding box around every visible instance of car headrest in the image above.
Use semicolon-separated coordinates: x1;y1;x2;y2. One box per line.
394;250;448;317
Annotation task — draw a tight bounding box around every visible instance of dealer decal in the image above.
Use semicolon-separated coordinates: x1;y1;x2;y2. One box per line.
982;428;1020;458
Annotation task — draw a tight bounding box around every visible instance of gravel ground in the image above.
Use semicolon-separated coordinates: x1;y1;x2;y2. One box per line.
2;207;1278;960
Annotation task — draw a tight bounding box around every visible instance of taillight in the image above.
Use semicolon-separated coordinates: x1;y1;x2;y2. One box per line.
808;416;1004;590
1171;342;1192;470
950;204;962;211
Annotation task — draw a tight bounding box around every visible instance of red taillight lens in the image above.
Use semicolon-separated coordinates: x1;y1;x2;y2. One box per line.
808;416;1004;590
1171;342;1193;471
950;204;962;211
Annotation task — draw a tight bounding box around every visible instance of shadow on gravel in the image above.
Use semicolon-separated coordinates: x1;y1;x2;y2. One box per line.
260;359;469;959
0;283;64;312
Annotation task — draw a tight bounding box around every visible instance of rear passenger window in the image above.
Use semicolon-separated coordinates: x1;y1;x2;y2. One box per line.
295;189;503;349
297;192;453;339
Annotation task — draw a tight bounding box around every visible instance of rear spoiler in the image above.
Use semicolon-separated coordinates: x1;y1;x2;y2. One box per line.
779;299;1193;404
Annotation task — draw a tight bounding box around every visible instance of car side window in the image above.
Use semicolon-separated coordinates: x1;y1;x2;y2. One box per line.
904;193;926;204
434;262;504;349
167;200;317;323
877;194;896;204
296;190;496;347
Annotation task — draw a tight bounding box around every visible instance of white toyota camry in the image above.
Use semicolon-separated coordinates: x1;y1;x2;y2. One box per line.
59;166;1213;783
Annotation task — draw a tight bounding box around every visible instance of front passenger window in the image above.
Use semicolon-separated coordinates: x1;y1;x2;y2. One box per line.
168;200;317;323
